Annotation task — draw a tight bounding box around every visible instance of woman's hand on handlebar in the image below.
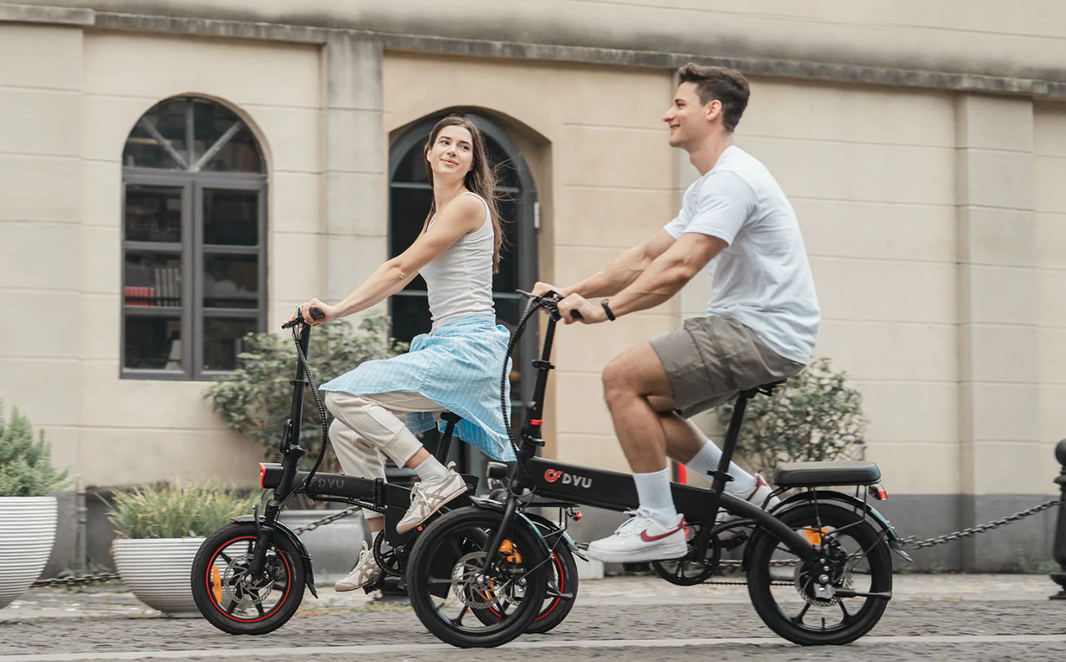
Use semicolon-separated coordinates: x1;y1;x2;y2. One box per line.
531;282;565;300
557;293;607;325
286;299;336;327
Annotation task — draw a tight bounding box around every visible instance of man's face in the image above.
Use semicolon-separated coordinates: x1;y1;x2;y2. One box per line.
663;82;714;149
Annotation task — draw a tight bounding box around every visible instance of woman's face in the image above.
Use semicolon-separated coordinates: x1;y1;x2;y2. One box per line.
426;124;475;182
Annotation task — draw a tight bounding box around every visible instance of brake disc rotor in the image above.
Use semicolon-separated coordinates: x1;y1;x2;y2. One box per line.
220;554;275;608
794;553;851;608
450;551;510;610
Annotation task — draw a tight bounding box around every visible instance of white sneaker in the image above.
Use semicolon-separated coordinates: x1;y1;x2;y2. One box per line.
396;469;468;534
717;474;780;536
586;508;688;563
334;541;383;592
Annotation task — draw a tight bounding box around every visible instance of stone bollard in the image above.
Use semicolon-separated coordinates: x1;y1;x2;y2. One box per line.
1052;439;1066;600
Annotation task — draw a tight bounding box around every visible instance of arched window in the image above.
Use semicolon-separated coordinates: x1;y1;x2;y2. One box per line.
388;113;539;467
121;97;267;379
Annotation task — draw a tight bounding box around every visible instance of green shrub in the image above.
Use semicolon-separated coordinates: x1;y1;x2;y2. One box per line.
717;357;866;477
0;402;69;497
203;313;405;472
106;483;256;539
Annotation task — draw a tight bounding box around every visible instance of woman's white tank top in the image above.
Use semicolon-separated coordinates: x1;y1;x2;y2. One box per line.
420;191;496;329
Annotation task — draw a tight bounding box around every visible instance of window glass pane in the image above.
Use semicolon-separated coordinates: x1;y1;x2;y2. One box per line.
204;189;258;246
491;195;520;294
204;255;258;309
393;145;429;184
125;186;182;243
125;253;182;308
124;316;182;370
390;295;431;346
203;318;257;371
194;101;263;173
483;135;520;190
122;98;189;170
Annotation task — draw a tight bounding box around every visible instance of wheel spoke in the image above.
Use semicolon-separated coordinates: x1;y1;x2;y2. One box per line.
796;602;810;624
219;552;232;564
226;599;239;614
255;602;266;617
450;605;469;626
838;599;850;620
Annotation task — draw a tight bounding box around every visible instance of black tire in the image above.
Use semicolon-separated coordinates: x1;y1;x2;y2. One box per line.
191;522;306;635
406;507;548;648
472;526;580;634
747;502;893;646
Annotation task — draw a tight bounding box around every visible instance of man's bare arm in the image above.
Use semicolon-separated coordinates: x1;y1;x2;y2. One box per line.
559;229;677;299
607;233;726;317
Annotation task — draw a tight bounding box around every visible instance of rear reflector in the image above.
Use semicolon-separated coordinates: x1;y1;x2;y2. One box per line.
871;485;888;501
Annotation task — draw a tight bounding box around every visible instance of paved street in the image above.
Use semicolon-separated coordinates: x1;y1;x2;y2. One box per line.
1;574;1064;661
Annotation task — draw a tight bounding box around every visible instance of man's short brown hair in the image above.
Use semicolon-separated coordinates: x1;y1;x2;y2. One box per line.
677;64;750;132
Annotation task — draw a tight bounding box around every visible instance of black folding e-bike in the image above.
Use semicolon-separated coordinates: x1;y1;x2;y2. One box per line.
404;291;913;648
190;308;580;635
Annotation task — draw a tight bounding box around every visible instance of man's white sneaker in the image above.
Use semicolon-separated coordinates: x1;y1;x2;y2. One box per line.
716;474;780;536
396;469;468;534
586;508;688;563
334;541;382;592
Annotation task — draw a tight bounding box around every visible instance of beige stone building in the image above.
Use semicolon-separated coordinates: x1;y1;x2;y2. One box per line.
0;1;1062;572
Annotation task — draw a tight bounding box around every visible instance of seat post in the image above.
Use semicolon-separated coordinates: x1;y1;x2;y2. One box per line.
435;412;462;463
709;392;752;495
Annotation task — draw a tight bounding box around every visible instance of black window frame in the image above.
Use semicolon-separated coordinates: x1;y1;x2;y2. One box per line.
120;97;268;381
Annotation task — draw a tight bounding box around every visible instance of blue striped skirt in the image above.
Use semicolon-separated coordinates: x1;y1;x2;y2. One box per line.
319;314;515;461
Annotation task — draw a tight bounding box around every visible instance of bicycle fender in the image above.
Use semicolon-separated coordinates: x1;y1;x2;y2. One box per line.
468;497;553;560
524;512;589;562
232;516;318;598
742;493;907;572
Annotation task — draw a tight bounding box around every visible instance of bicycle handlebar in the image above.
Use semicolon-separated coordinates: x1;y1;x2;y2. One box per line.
515;289;583;321
281;306;325;330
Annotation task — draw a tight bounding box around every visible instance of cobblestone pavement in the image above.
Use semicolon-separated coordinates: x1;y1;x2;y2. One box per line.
1;575;1063;661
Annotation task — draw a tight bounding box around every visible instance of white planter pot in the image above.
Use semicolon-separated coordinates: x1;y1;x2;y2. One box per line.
0;497;58;610
111;538;205;616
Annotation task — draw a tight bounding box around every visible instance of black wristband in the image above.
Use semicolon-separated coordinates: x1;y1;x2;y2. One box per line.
601;299;616;321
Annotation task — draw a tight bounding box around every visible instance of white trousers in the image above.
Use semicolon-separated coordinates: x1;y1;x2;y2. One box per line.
324;391;444;520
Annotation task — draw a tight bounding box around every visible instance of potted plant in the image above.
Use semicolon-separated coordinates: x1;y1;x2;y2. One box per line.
0;403;69;610
108;484;254;616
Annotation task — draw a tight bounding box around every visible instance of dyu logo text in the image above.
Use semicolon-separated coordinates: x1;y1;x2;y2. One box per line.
543;469;593;489
312;477;346;490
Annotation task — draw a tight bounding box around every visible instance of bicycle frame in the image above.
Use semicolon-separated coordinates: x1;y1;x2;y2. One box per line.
484;303;820;570
248;322;477;581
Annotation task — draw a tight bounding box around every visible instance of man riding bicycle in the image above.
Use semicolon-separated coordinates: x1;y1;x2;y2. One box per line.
536;64;820;563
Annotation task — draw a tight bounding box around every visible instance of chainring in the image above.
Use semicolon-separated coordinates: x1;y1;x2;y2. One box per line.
373;531;404;577
651;523;724;586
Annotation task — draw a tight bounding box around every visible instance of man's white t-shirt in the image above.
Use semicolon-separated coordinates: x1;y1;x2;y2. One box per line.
664;145;820;364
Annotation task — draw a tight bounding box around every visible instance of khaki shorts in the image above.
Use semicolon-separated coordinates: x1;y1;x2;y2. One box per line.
649;315;805;418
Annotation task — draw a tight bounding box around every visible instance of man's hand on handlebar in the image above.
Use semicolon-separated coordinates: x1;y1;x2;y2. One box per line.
557;293;607;325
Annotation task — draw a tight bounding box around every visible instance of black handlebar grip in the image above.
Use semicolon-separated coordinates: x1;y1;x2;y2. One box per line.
570;309;583;321
309;307;325;320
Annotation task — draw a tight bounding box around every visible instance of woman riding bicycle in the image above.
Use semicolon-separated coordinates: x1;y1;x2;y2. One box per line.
288;114;513;592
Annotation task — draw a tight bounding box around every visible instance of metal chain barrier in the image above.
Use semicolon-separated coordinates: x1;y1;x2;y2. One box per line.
289;504;361;536
27;498;1063;589
897;498;1061;549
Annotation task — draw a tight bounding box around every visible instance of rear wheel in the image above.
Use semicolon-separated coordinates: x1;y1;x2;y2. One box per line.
747;502;893;646
406;507;548;648
191;522;305;635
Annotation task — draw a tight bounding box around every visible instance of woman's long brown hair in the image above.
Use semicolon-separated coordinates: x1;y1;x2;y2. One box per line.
422;114;504;273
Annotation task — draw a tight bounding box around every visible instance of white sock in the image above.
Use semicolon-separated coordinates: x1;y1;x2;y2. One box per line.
413;455;450;483
632;468;678;526
685;440;757;494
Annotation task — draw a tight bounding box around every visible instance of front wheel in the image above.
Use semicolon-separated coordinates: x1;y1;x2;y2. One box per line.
191;521;306;635
406;507;548;648
747;502;893;646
